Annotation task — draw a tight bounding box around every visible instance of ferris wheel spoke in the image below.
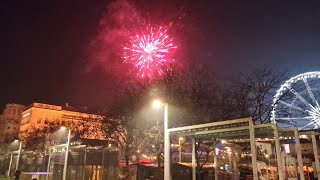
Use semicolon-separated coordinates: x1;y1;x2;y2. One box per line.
279;100;307;112
276;117;312;121
303;78;318;106
299;121;320;130
289;88;313;108
272;72;320;130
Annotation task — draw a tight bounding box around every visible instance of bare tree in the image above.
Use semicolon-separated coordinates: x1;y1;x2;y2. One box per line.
20;117;109;151
194;138;216;176
216;68;285;124
140;63;218;128
105;66;285;175
133;123;164;167
20;120;65;151
105;63;218;165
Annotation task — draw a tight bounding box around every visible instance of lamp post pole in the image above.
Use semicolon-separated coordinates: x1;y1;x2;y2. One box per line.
153;100;171;180
163;103;171;180
62;129;71;180
15;141;22;171
46;150;51;180
7;152;13;177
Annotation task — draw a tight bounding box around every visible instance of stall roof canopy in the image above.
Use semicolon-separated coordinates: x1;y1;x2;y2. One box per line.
169;118;253;140
169;117;320;142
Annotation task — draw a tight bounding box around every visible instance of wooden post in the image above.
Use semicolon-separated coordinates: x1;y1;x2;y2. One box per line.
274;125;284;180
311;133;320;178
249;119;258;180
294;130;305;180
192;138;196;180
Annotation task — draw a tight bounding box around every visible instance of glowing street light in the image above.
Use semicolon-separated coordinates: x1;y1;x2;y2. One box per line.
7;139;22;177
152;100;162;108
152;100;171;180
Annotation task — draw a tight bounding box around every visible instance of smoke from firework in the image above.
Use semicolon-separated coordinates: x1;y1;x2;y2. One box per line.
89;0;181;80
82;0;142;109
88;0;141;80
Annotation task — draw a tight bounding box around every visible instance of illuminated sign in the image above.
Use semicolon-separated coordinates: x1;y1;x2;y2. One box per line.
283;144;290;153
22;112;30;118
215;148;220;155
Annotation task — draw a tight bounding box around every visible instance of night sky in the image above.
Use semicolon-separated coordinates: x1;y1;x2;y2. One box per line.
1;0;320;110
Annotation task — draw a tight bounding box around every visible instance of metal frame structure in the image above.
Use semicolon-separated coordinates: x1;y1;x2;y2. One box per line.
298;131;320;178
167;119;317;180
38;119;319;180
168;117;258;180
254;123;284;180
278;128;305;180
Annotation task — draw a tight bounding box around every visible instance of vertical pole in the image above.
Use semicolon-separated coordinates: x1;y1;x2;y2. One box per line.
7;153;13;177
311;133;320;178
15;141;22;171
248;119;258;180
46;152;51;180
63;129;71;180
293;158;297;177
294;129;305;180
179;138;182;163
214;147;218;180
265;155;270;180
281;153;286;178
164;104;171;180
43;149;47;172
101;150;104;180
192;138;196;180
82;146;87;180
274;125;284;180
233;153;237;171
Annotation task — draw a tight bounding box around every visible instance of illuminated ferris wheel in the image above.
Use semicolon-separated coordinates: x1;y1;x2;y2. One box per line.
271;72;320;130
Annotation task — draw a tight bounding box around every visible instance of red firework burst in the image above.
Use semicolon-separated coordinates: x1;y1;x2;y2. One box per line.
122;26;177;78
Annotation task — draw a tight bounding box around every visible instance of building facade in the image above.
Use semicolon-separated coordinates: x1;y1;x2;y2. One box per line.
19;103;105;142
0;103;26;144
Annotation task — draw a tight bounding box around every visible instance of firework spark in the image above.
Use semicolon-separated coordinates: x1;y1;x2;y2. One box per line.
122;26;177;78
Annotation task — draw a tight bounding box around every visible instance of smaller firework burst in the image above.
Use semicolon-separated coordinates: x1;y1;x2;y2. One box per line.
122;26;177;79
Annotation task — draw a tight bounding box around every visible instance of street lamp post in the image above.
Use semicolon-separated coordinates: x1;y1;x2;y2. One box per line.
7;152;13;177
7;140;22;177
164;103;171;180
46;148;51;180
62;127;71;180
153;100;171;180
16;141;22;171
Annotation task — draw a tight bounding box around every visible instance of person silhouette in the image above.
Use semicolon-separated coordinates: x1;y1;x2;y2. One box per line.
14;170;21;180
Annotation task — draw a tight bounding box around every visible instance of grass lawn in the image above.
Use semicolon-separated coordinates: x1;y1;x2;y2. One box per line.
0;175;11;180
